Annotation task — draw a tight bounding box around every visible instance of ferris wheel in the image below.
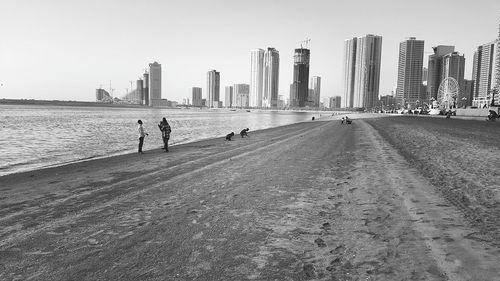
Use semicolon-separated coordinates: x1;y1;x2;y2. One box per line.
437;77;459;109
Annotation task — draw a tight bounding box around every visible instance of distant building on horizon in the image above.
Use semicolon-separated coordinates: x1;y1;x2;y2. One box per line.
143;72;149;106
263;47;280;108
225;86;233;107
96;88;112;102
207;70;220;108
396;37;425;107
233;83;250;108
250;49;264;107
342;34;382;109
310;76;321;107
192;87;202;106
427;45;455;100
290;48;310;107
149;62;162;107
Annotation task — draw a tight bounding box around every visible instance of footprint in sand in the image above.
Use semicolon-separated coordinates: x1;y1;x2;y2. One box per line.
314;238;327;247
321;222;331;231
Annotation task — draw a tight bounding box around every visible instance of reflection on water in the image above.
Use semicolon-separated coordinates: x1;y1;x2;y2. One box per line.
0;104;313;176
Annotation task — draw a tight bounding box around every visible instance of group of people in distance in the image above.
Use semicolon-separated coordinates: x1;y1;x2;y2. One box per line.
136;119;250;153
136;117;171;154
226;128;250;141
340;116;352;125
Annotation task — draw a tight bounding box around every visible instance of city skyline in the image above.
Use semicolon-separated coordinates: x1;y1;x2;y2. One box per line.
1;0;499;103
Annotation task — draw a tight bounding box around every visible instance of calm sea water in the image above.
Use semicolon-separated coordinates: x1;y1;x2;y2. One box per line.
0;104;316;176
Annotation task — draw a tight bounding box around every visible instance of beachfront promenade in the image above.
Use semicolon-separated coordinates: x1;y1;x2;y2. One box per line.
1;115;500;280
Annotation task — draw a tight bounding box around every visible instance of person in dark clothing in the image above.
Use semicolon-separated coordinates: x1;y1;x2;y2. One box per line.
158;117;172;152
240;128;249;138
226;132;235;141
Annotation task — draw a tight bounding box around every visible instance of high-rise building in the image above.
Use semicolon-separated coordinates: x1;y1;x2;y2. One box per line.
207;70;220;108
463;79;474;107
143;72;149;106
291;48;310;107
472;42;496;100
96;88;112;102
149;62;162;106
353;35;382;108
310;76;321;107
332;96;342;108
192;87;202;106
427;45;455;100
396;37;425;107
342;35;382;108
493;18;500;92
263;48;280;108
233;83;250;108
442;52;465;102
250;49;264;107
422;67;428;85
308;89;314;106
225;86;233;107
136;79;144;105
342;37;357;108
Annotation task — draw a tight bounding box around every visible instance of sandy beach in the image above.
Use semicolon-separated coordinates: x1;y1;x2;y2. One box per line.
1;115;500;280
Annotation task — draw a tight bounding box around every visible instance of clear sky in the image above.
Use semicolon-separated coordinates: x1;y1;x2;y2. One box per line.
1;0;499;102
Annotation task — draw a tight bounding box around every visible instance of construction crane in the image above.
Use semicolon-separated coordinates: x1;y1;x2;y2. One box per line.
298;38;311;49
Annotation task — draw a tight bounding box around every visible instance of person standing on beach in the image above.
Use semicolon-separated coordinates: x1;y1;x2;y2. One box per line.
137;120;148;154
158;117;172;152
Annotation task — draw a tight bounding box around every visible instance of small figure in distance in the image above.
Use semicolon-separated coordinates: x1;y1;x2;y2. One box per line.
341;117;345;124
137;120;149;154
240;128;250;138
487;109;498;121
445;110;451;119
158;117;172;152
225;132;235;141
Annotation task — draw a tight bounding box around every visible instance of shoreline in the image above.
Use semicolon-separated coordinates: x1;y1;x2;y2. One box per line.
1;116;500;279
0;120;320;181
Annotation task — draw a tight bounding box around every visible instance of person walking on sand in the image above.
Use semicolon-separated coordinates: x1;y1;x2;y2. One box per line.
137;120;148;154
158;117;172;152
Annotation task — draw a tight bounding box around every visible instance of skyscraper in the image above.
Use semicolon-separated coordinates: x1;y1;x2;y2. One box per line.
353;35;382;108
342;38;357;108
396;37;425;107
192;87;202;106
263;48;280;108
472;42;495;100
233;83;250;108
311;76;321;107
225;86;233;107
143;72;149;106
291;48;310;107
250;49;264;107
207;70;220;108
149;62;162;107
493;18;500;92
342;35;382;108
442;52;465;101
427;45;455;100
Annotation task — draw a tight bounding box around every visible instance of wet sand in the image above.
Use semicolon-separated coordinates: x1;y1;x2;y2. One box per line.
1;116;500;280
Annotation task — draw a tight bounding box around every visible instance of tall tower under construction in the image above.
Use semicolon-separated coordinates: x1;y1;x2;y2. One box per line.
291;48;310;107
